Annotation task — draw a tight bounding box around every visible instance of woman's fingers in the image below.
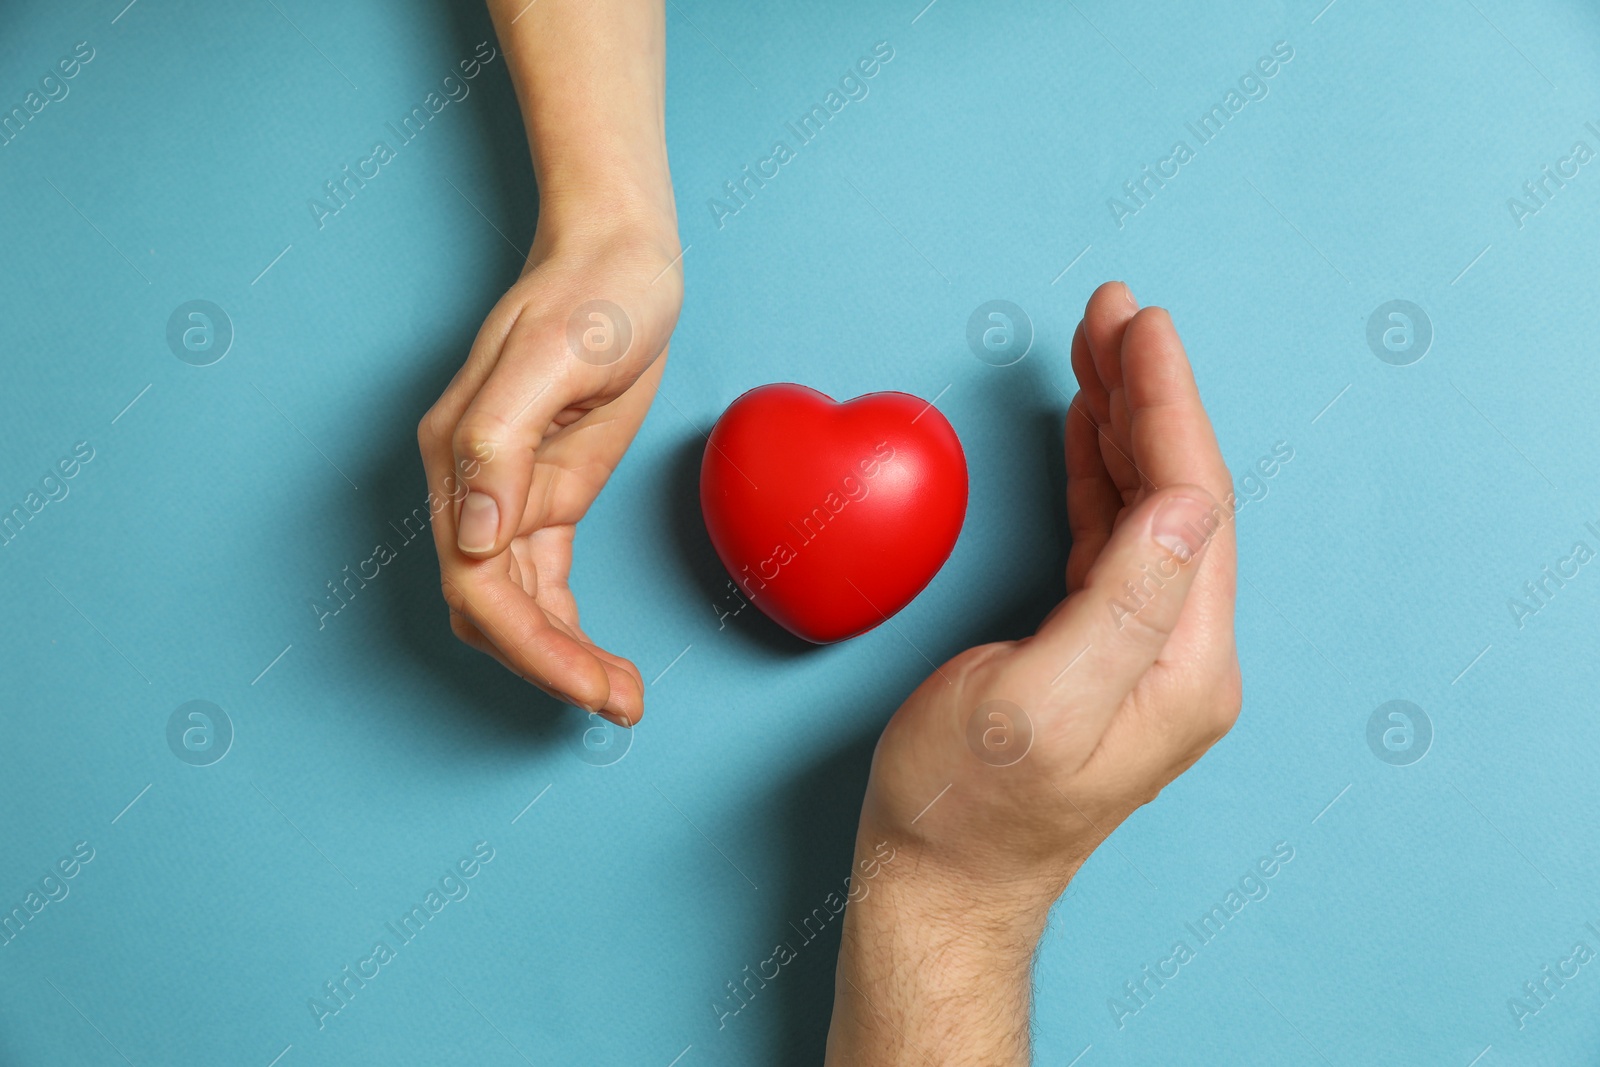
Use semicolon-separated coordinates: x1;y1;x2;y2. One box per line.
449;604;642;725
450;314;599;556
420;387;618;717
441;570;620;715
449;277;675;559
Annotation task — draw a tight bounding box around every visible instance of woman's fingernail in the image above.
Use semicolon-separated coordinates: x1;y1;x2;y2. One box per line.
456;491;499;553
598;710;631;729
1151;493;1219;562
1119;281;1137;307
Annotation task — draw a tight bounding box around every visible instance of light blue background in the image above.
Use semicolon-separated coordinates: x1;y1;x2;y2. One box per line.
3;0;1599;1064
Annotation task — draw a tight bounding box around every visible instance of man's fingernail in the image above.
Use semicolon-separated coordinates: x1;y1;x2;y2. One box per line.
456;491;499;553
1152;493;1218;561
1119;281;1137;307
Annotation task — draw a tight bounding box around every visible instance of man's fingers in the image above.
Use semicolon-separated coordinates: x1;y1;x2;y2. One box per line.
1121;307;1231;504
1064;393;1121;592
1082;280;1138;394
1117;305;1238;652
1014;485;1227;754
1069;322;1109;424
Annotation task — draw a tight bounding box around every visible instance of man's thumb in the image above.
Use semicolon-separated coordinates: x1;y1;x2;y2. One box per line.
1030;485;1226;702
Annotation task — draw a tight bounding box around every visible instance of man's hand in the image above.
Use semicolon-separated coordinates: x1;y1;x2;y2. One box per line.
417;0;678;726
826;282;1241;1065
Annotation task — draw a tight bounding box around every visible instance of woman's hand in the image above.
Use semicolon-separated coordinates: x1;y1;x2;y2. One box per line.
826;282;1241;1065
417;218;681;726
418;0;678;726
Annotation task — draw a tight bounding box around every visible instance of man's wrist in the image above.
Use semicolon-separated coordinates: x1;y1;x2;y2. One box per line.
845;845;1055;972
825;834;1060;1066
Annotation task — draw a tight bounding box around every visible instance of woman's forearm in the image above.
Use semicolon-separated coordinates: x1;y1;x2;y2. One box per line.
486;0;676;236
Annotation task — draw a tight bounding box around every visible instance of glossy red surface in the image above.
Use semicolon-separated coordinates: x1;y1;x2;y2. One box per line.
700;384;968;644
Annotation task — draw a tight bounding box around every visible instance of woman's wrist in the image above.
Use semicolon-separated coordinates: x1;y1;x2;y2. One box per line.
531;175;679;266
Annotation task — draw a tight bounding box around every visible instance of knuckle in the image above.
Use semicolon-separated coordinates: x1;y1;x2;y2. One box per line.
1113;600;1178;645
417;405;452;448
946;642;1023;706
1096;563;1184;646
1186;666;1242;744
452;411;510;464
1209;669;1244;738
1101;772;1164;812
946;640;1015;681
439;579;470;617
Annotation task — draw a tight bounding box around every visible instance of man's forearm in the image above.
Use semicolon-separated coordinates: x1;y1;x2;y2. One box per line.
486;0;675;235
825;838;1058;1066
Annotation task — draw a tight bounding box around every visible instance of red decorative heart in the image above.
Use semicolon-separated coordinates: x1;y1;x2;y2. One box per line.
700;384;968;644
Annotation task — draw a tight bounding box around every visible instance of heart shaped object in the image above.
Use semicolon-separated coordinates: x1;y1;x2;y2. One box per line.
700;384;968;644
